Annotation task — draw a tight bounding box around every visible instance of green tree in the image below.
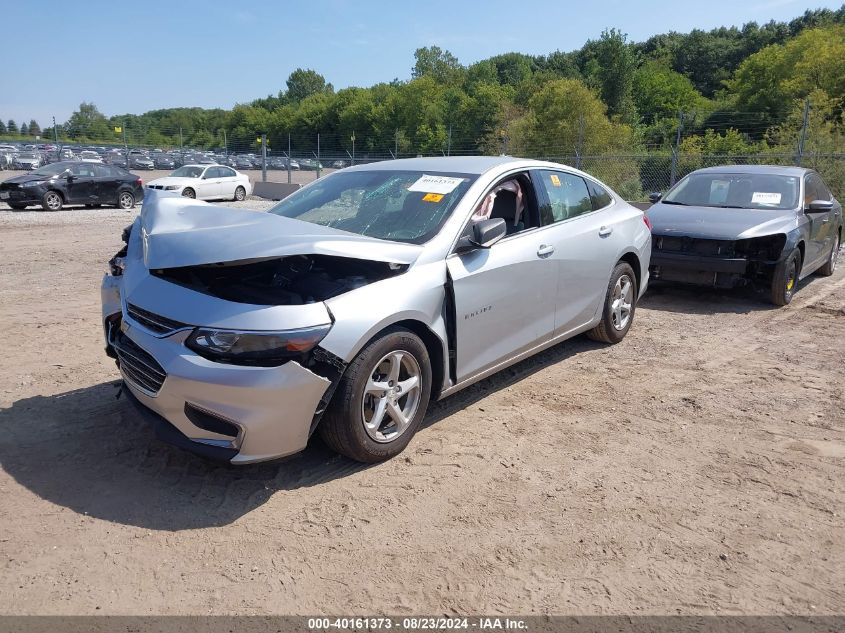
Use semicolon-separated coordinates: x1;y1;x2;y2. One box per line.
0;120;6;134
286;69;332;102
7;120;17;135
65;103;112;140
412;46;464;85
633;62;707;125
28;119;41;136
581;29;639;123
20;122;28;136
724;25;845;128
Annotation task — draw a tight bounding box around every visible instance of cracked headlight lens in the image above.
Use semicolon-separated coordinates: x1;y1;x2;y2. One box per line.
186;325;332;366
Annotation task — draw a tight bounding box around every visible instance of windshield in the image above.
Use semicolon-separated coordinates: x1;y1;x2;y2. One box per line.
268;170;477;244
664;172;800;210
32;163;73;176
171;166;203;178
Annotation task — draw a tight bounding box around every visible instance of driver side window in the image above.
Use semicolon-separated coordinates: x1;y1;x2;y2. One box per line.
471;172;539;236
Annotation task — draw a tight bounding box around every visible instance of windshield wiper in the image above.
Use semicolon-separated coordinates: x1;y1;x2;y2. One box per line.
715;205;744;209
661;200;688;205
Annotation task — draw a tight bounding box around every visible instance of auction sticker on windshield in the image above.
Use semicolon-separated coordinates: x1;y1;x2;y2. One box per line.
408;174;464;194
422;193;444;202
751;192;782;205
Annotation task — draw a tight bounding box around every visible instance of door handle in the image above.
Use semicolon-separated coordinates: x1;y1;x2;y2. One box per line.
599;226;613;237
537;244;555;258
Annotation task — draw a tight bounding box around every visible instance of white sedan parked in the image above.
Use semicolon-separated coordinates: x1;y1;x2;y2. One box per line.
146;164;252;201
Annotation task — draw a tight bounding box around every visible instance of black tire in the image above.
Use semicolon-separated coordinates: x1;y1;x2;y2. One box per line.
8;203;26;210
318;327;432;463
117;191;135;210
182;187;195;199
41;190;63;212
816;232;839;277
586;261;638;344
770;248;801;306
233;185;246;201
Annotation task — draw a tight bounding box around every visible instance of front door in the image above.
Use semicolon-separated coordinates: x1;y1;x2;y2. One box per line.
447;227;558;383
66;163;97;204
803;173;835;269
196;167;222;199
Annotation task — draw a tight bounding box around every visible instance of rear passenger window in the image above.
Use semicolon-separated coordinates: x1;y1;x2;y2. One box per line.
538;171;593;224
586;180;613;209
220;167;236;178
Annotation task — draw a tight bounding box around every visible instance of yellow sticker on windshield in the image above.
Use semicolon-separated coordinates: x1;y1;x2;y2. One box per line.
550;174;561;187
422;193;444;202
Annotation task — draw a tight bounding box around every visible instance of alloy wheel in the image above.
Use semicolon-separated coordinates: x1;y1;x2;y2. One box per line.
361;350;422;443
118;192;133;209
45;192;62;211
610;274;633;330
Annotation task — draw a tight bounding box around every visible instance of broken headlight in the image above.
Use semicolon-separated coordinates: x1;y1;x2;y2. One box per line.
185;324;332;366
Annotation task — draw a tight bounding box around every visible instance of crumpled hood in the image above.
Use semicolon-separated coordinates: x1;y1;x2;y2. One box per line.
2;173;48;184
139;189;424;269
647;203;799;240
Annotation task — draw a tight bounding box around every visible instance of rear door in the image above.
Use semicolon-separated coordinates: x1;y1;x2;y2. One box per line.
93;164;120;203
533;169;626;333
216;166;238;198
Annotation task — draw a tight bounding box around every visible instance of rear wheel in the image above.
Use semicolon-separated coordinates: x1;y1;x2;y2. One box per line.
233;185;246;201
117;191;135;210
181;187;195;199
770;248;801;306
586;262;637;344
318;327;432;463
817;233;839;277
41;191;63;212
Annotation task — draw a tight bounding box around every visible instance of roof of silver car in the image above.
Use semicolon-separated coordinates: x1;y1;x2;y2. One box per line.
345;155;524;175
693;164;811;176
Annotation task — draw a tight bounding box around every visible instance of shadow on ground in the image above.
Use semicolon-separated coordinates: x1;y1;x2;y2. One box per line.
640;277;819;315
0;336;598;531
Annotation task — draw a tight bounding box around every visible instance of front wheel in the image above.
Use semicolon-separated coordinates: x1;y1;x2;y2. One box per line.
41;191;63;212
318;328;432;463
770;248;801;306
181;187;196;199
816;233;839;277
586;261;637;344
117;191;135;210
233;185;246;201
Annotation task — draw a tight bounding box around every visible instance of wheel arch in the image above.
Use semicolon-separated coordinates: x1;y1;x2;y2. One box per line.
617;250;642;293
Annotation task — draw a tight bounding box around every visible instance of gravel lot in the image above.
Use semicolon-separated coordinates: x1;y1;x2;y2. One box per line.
0;197;843;615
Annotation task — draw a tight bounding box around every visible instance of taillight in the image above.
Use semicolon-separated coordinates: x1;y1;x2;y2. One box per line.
643;215;652;231
136;178;143;186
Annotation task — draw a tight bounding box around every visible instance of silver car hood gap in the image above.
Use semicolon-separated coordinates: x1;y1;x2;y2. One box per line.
140;191;424;270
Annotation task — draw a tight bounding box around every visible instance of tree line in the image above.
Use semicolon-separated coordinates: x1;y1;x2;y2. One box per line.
3;5;845;160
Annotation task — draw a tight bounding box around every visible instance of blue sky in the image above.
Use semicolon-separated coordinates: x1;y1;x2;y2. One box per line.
2;0;841;125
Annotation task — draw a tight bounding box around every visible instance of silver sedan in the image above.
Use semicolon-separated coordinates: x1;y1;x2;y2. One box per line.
101;156;652;464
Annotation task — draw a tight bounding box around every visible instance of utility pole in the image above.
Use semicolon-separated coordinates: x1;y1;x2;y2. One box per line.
447;124;452;157
287;133;292;184
223;129;227;157
669;111;685;187
316;133;321;179
261;133;267;182
796;98;810;167
395;129;399;158
52;116;59;152
123;121;128;165
351;131;355;166
179;127;184;164
575;114;585;170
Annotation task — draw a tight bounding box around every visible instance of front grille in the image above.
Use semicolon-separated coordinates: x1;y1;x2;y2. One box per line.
147;185;164;190
111;329;167;396
127;303;189;335
655;236;736;257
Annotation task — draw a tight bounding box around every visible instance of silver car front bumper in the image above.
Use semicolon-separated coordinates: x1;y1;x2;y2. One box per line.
102;275;332;464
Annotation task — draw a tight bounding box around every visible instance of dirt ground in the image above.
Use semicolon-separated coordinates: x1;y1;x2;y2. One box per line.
0;200;843;616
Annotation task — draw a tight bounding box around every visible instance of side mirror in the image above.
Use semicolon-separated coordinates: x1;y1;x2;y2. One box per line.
63;169;74;181
648;192;663;203
471;218;507;248
806;199;834;213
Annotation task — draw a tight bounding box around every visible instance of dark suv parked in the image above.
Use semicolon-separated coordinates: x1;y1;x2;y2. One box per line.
0;161;144;211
